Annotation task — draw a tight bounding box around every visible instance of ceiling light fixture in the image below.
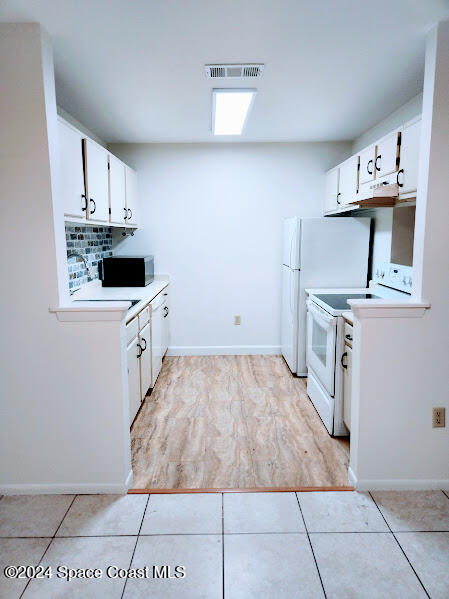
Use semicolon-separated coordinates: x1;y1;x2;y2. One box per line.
212;89;257;135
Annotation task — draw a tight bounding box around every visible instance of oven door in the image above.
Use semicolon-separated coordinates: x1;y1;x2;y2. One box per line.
307;300;337;396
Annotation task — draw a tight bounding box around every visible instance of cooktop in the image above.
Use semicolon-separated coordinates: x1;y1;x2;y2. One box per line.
313;293;381;311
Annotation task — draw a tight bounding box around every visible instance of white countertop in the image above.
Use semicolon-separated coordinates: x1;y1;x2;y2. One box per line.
52;275;169;323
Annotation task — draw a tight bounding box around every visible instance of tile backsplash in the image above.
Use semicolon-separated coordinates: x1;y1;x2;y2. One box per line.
65;224;112;292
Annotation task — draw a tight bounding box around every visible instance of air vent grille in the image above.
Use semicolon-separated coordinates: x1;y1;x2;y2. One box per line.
205;64;264;79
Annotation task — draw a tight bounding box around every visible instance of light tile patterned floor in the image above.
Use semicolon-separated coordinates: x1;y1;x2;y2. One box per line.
0;490;448;598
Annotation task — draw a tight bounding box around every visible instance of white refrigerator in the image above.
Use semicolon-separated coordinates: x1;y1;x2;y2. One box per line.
281;217;370;375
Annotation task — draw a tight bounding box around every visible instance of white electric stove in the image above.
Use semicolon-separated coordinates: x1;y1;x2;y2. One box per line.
305;262;412;436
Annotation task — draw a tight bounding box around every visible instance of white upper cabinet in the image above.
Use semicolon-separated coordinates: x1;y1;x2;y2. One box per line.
338;155;359;206
375;130;400;178
60;117;138;229
359;145;376;184
397;117;421;195
324;114;421;215
324;167;339;213
109;155;127;225
125;166;138;226
83;139;109;223
59;120;87;219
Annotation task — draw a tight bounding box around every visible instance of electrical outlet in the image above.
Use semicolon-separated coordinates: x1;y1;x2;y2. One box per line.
234;315;241;325
432;407;446;428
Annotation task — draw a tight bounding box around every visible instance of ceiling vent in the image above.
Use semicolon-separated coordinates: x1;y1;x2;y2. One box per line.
205;64;264;79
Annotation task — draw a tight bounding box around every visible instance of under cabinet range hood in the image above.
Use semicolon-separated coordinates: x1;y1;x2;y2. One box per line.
350;181;399;208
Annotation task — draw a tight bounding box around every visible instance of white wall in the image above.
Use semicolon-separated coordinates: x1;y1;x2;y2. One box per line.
0;23;131;494
352;93;422;153
109;142;351;354
349;22;449;490
57;105;106;148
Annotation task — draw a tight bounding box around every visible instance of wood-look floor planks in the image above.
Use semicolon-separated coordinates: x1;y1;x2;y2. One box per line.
130;355;350;489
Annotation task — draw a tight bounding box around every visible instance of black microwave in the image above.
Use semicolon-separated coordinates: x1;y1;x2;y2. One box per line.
99;255;154;287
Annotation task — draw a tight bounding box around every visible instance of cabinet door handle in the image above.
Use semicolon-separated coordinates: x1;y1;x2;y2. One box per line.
137;343;142;358
140;338;147;351
367;160;373;175
396;168;404;187
336;192;341;205
128;208;132;220
81;194;88;212
89;198;96;214
123;207;128;220
345;334;353;341
375;154;381;171
341;351;348;369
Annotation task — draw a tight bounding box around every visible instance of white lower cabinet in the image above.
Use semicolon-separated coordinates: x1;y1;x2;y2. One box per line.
162;294;169;356
150;294;166;387
126;286;170;426
127;334;141;426
139;322;151;400
342;345;353;431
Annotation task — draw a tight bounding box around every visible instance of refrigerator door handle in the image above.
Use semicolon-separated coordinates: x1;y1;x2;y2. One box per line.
289;231;294;269
290;269;294;317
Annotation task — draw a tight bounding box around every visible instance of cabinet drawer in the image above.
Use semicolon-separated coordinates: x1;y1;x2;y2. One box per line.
126;317;139;345
344;322;353;346
139;306;150;329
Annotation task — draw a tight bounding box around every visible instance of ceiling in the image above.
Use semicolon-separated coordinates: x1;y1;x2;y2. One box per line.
1;0;448;143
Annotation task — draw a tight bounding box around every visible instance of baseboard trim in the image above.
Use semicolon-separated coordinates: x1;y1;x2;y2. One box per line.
348;470;449;491
0;481;132;495
125;469;134;490
167;345;281;356
348;466;357;488
128;486;355;494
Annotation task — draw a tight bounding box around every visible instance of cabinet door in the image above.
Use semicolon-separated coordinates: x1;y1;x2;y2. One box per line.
84;139;109;223
59;120;87;219
375;130;400;178
109;155;127;225
324;168;339;213
151;304;163;387
162;297;169;356
125;166;138;226
343;345;352;431
359;146;375;184
127;336;141;426
398;118;421;195
139;322;151;400
338;155;359;206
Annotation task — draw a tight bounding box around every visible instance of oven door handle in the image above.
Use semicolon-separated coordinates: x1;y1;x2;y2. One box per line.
307;301;336;327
